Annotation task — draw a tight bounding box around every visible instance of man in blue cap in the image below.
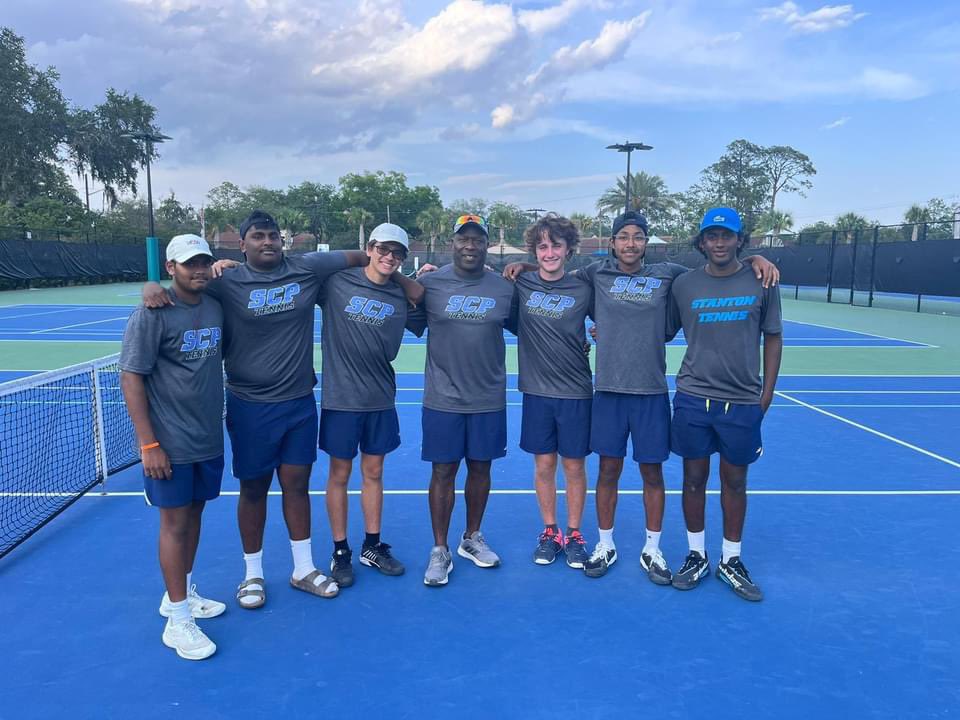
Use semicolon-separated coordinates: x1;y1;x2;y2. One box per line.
666;207;783;601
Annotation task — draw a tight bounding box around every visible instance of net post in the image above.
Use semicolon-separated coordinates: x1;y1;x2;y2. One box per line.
92;362;110;494
868;225;879;307
849;229;859;305
826;230;837;303
917;293;922;313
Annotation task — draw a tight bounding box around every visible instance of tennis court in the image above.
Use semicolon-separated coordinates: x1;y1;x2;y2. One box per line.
1;283;958;719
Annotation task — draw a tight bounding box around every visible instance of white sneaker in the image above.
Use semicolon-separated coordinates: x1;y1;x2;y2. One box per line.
161;618;216;660
159;585;227;620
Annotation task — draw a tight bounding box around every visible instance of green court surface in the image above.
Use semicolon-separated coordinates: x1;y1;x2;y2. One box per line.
0;281;958;375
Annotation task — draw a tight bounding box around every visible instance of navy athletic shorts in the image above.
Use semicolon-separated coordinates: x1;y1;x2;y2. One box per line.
319;408;401;460
589;391;670;463
670;391;764;466
225;391;318;480
520;394;591;458
421;407;507;463
144;456;224;508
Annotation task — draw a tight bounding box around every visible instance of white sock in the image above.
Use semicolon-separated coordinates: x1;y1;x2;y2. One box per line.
290;538;317;581
598;527;615;550
687;530;706;558
722;538;741;564
185;572;192;592
643;529;661;554
244;550;263;581
168;598;191;625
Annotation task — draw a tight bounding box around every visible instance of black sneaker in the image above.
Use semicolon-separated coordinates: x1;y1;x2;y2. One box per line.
583;542;617;578
330;548;355;587
716;556;763;602
563;530;588;569
532;527;564;565
671;551;709;590
359;542;405;576
639;548;673;586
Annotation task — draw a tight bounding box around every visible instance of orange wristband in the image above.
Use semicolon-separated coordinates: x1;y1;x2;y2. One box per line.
140;442;160;451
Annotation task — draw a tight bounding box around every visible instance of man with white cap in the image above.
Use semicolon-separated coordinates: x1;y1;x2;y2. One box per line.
121;234;225;660
320;223;413;586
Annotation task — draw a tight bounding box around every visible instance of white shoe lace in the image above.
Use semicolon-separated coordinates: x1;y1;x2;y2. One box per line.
173;619;207;645
589;542;610;563
647;548;667;571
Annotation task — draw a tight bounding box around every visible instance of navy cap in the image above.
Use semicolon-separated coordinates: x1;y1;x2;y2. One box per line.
239;210;280;240
611;211;649;237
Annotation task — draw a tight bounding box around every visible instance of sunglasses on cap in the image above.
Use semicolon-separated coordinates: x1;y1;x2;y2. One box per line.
453;214;488;232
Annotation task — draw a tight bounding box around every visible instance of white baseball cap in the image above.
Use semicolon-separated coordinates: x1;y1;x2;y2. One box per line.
166;234;213;263
368;223;409;250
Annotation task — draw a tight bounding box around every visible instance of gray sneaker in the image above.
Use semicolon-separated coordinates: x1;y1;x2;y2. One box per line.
423;546;453;586
640;548;673;586
457;531;501;568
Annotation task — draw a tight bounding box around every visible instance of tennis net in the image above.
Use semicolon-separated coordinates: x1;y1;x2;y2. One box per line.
0;354;138;559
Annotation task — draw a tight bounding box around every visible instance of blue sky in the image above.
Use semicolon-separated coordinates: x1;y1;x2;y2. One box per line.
7;0;959;225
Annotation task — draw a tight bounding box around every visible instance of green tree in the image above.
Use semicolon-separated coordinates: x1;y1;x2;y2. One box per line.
0;28;70;204
697;140;768;234
416;206;448;255
757;209;794;244
487;201;523;248
337;171;442;229
834;212;874;243
762;145;815;216
344;207;373;249
596;171;674;226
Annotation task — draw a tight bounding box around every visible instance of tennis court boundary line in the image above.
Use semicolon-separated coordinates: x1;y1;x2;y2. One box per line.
786;318;936;348
7;489;960;497
776;390;960;469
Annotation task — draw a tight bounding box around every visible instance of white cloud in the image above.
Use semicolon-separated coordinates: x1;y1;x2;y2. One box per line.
759;2;867;34
822;116;851;130
518;0;592;35
444;172;507;185
857;67;926;100
526;12;651;86
311;0;519;94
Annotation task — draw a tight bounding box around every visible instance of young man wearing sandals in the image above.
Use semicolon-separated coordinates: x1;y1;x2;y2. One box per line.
320;223;413;587
144;211;422;609
121;234;225;660
407;214;515;586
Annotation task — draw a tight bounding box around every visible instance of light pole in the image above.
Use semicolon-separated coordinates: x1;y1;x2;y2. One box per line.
605;141;652;215
123;130;171;281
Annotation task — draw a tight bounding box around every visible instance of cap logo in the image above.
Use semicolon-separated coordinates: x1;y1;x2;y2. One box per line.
713;215;726;222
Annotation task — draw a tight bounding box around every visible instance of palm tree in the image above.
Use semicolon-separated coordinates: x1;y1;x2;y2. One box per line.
487;203;516;250
273;209;308;248
758;209;794;244
569;212;593;236
416;206;447;255
903;204;930;242
834;212;871;243
596;171;673;223
344;207;373;249
594;212;611;239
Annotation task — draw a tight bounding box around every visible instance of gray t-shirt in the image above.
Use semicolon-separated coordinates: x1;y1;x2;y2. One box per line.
119;289;225;464
512;271;593;399
406;265;515;413
205;252;349;402
582;259;687;395
318;267;407;411
667;264;783;404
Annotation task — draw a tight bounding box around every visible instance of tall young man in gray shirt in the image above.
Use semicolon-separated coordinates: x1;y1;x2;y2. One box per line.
319;223;412;586
121;234;225;661
667;207;783;601
407;214;515;586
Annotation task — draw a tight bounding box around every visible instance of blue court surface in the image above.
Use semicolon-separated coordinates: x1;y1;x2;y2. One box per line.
2;367;959;719
0;303;934;347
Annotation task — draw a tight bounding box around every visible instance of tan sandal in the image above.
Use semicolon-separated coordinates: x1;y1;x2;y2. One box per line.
236;577;266;609
289;570;339;598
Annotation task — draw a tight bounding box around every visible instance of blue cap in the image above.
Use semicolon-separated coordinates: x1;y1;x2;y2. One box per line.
699;207;742;234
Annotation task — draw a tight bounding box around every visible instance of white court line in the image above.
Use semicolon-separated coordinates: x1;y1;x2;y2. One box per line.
785;318;936;348
776;391;960;469
6;489;960;498
0;307;90;321
29;316;129;335
783;390;960;394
